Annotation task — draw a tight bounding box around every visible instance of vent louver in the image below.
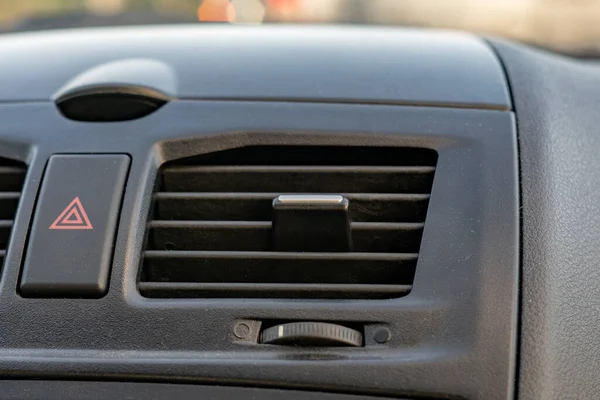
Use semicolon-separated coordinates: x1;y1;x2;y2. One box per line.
139;146;437;299
0;158;26;268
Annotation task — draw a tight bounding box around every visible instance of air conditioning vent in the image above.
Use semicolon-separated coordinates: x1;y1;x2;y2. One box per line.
139;146;437;299
0;158;26;268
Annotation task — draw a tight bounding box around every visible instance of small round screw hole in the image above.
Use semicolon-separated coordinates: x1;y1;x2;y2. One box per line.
373;328;391;344
234;322;252;339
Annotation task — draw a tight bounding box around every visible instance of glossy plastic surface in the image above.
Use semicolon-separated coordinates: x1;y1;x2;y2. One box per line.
0;26;511;109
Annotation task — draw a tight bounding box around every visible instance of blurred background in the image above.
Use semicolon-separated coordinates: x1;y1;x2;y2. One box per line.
0;0;599;55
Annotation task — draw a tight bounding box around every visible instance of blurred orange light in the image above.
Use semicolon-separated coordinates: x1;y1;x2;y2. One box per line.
267;0;300;14
197;0;235;22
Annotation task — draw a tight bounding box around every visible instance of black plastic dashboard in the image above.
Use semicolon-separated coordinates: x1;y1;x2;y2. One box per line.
0;24;592;400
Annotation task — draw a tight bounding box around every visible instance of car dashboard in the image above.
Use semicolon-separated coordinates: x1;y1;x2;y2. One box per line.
0;24;595;400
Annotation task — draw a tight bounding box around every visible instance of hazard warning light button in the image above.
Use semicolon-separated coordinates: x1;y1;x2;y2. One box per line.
20;155;130;298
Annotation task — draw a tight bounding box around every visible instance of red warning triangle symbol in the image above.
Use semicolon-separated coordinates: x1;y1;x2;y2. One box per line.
49;197;93;230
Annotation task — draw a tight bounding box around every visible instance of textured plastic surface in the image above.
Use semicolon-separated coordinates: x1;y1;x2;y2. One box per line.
490;39;600;399
0;100;518;399
0;26;511;109
0;27;518;400
0;381;407;400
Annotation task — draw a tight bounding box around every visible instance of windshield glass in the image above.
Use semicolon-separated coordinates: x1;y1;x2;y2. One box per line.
0;0;594;55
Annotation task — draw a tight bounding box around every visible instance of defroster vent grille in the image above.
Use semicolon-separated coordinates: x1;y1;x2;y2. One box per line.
139;146;437;299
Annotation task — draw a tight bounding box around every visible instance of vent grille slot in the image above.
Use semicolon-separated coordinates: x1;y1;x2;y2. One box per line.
139;146;437;299
0;159;26;268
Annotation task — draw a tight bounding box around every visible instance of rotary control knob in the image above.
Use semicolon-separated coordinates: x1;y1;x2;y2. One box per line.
260;322;362;347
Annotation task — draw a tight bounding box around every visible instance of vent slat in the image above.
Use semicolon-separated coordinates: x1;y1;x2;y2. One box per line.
167;166;435;173
150;220;272;229
149;221;424;252
140;146;436;299
145;250;417;261
0;192;21;198
156;192;431;200
162;166;435;193
143;251;416;285
139;282;411;299
154;192;430;222
150;221;424;229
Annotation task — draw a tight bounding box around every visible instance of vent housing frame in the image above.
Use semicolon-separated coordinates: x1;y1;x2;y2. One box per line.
0;99;518;400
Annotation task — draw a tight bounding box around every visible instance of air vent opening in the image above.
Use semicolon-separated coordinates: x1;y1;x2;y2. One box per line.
139;146;437;299
0;158;26;269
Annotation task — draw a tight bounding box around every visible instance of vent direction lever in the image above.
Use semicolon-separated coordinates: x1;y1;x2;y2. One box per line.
272;195;352;252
